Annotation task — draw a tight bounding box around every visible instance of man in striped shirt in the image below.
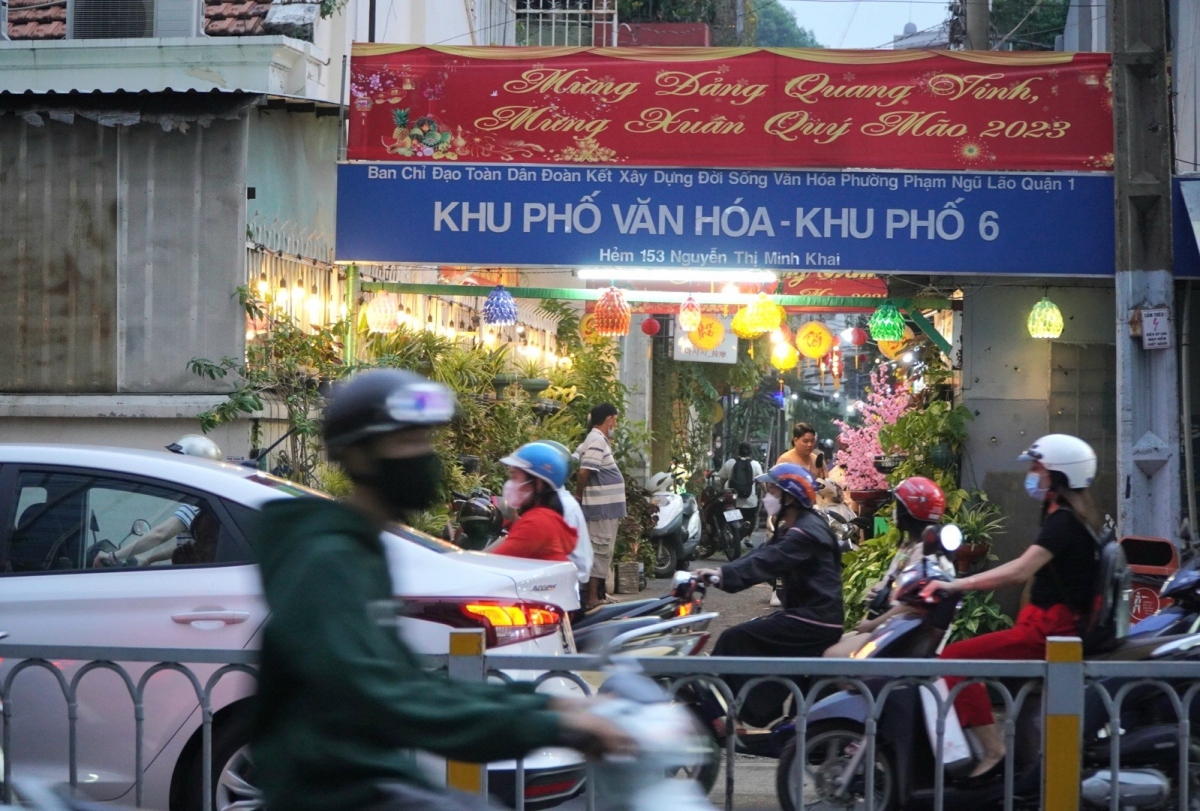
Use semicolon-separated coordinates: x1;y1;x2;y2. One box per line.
574;403;626;610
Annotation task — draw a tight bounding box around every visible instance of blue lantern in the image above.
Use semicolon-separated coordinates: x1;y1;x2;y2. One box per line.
482;285;518;326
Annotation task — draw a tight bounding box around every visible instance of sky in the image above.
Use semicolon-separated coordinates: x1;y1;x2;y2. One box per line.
779;0;952;50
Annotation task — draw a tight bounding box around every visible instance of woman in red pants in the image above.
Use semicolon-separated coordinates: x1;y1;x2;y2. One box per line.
920;434;1102;785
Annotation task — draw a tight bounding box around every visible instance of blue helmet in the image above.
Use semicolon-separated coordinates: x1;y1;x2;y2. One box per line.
756;463;817;509
501;442;568;490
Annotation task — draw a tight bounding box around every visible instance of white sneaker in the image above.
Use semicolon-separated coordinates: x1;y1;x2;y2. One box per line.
769;591;781;607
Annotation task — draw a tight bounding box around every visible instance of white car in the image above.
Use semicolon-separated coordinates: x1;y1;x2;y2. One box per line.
0;445;587;811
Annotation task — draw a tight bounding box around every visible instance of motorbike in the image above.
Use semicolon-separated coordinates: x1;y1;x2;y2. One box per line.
646;467;702;578
698;471;744;562
815;478;863;553
573;571;712;636
777;525;1191;811
442;487;506;551
1127;555;1200;638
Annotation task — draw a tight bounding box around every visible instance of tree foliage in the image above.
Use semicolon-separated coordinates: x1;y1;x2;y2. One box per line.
754;0;821;47
990;0;1068;50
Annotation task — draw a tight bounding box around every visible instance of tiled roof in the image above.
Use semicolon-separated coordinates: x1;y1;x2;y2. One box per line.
6;0;68;40
4;0;278;39
204;0;270;36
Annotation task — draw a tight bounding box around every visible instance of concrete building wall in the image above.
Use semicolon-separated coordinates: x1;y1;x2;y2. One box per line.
959;280;1115;613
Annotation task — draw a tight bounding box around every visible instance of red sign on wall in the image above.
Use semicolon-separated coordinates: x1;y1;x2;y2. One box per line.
348;45;1113;172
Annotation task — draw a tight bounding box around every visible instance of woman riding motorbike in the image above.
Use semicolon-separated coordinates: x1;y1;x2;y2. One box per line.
919;433;1102;784
695;463;844;728
488;442;578;563
824;476;948;658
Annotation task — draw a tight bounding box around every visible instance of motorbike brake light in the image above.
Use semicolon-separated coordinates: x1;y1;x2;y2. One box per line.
676;602;694;617
401;597;564;648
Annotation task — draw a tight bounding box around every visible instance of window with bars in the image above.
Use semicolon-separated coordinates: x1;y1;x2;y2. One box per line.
515;0;617;46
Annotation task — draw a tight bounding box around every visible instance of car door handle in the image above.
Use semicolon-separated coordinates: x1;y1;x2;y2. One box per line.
171;611;250;626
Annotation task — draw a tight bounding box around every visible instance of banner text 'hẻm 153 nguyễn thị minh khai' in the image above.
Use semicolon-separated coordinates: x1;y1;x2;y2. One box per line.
347;45;1113;173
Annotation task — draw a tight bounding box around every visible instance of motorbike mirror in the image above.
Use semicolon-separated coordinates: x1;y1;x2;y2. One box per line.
131;519;151;537
671;570;692;588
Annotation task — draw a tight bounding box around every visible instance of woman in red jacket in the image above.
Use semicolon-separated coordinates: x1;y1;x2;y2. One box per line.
489;442;578;562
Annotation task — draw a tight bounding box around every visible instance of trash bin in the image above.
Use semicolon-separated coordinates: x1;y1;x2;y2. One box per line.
1119;536;1180;622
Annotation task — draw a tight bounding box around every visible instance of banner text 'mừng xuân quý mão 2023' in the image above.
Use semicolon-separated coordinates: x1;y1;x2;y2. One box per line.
335;163;1115;276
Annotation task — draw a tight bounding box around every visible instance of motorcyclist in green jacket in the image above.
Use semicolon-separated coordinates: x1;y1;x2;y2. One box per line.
250;369;634;811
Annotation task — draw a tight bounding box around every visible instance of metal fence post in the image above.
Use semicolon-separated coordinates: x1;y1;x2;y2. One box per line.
1044;636;1083;811
447;629;488;796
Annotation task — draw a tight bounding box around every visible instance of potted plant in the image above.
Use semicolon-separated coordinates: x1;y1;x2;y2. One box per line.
491;372;518;398
951;494;1006;574
516;357;550;394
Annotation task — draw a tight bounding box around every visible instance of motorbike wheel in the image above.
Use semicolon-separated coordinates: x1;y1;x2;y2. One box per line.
653;541;678;578
665;704;723;794
721;523;741;562
777;721;894;811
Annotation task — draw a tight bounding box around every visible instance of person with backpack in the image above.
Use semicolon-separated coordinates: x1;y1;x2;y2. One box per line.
695;464;844;728
717;442;763;531
919;434;1103;785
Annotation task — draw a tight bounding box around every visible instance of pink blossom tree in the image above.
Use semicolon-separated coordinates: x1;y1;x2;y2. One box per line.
833;365;912;490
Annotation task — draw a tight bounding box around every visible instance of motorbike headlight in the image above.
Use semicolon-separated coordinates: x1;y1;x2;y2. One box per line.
652;495;672;508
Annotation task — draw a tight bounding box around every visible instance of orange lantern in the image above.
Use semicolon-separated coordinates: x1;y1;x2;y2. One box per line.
593;287;631;337
878;326;915;360
771;341;799;371
796;321;835;359
678;296;702;332
688;313;725;351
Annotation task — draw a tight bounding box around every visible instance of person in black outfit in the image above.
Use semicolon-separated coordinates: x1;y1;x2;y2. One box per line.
695;463;845;728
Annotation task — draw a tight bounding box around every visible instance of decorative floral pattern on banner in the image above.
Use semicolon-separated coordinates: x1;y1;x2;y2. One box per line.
349;45;1113;172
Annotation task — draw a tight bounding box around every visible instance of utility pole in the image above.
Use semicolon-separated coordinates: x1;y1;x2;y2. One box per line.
965;0;989;49
1112;0;1180;540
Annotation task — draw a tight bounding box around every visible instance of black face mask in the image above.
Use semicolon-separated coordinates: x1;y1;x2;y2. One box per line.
365;453;443;518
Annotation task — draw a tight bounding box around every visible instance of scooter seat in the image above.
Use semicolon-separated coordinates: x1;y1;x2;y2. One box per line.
572;598;660;629
1094;633;1191;661
573;617;664;654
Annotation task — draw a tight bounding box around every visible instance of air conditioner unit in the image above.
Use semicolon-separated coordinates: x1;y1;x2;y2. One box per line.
68;0;201;38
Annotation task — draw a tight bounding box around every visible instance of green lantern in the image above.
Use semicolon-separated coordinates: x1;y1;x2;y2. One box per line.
868;302;905;342
1027;297;1064;339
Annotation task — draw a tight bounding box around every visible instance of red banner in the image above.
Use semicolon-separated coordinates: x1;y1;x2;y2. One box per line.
348;45;1113;172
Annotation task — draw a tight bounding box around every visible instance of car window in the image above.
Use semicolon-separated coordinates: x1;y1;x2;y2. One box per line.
5;471;248;573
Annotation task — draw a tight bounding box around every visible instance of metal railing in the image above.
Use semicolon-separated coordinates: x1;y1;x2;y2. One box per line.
1;640;1199;811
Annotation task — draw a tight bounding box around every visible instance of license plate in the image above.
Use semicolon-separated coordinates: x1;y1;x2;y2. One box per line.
723;509;743;523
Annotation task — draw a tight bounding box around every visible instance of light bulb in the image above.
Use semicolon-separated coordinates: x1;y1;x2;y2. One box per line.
722;283;739;297
306;287;321;323
256;273;270;297
770;329;784;344
902;352;914;363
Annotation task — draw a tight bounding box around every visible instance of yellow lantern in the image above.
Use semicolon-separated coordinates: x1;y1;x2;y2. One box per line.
688;313;725;350
795;321;835;359
731;306;755;339
593;287;631;337
740;293;783;337
770;341;799;371
878;326;915;360
364;294;399;334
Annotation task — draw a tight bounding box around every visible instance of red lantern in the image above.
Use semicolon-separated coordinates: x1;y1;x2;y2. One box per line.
640;317;661;336
593;287;631;337
845;327;868;346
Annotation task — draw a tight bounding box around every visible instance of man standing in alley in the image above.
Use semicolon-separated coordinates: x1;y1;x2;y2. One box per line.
575;403;626;611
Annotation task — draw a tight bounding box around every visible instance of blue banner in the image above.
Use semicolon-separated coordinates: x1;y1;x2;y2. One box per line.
336;163;1115;276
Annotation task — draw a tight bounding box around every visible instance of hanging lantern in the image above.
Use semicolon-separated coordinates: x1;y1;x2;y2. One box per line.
831;348;843;390
842;326;869;347
740;293;783;336
678;296;702;332
593;287;631;337
689;313;725;350
365;294;399;334
770;341;798;371
482;285;518;326
796;321;836;359
868;302;906;342
878;326;915;360
640;317;661;336
1027;296;1064;339
731;306;754;339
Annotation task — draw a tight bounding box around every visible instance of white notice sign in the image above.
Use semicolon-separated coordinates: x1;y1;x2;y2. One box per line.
673;316;738;365
1141;308;1172;350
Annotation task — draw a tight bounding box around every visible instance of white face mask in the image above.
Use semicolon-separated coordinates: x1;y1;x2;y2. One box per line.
503;478;532;510
762;493;782;517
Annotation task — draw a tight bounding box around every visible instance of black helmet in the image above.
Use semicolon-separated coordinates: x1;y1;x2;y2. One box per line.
323;370;456;454
458;496;503;549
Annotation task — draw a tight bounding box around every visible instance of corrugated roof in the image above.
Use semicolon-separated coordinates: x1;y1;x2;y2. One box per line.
5;0;279;39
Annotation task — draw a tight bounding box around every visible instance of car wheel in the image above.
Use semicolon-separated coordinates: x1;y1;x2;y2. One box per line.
653;541;678;578
183;712;264;811
776;721;894;811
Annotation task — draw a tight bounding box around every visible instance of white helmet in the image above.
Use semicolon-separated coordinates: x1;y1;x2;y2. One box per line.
1018;434;1096;489
166;435;223;461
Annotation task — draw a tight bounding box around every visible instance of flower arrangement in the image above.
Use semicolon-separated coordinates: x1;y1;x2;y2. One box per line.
833;365;911;490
